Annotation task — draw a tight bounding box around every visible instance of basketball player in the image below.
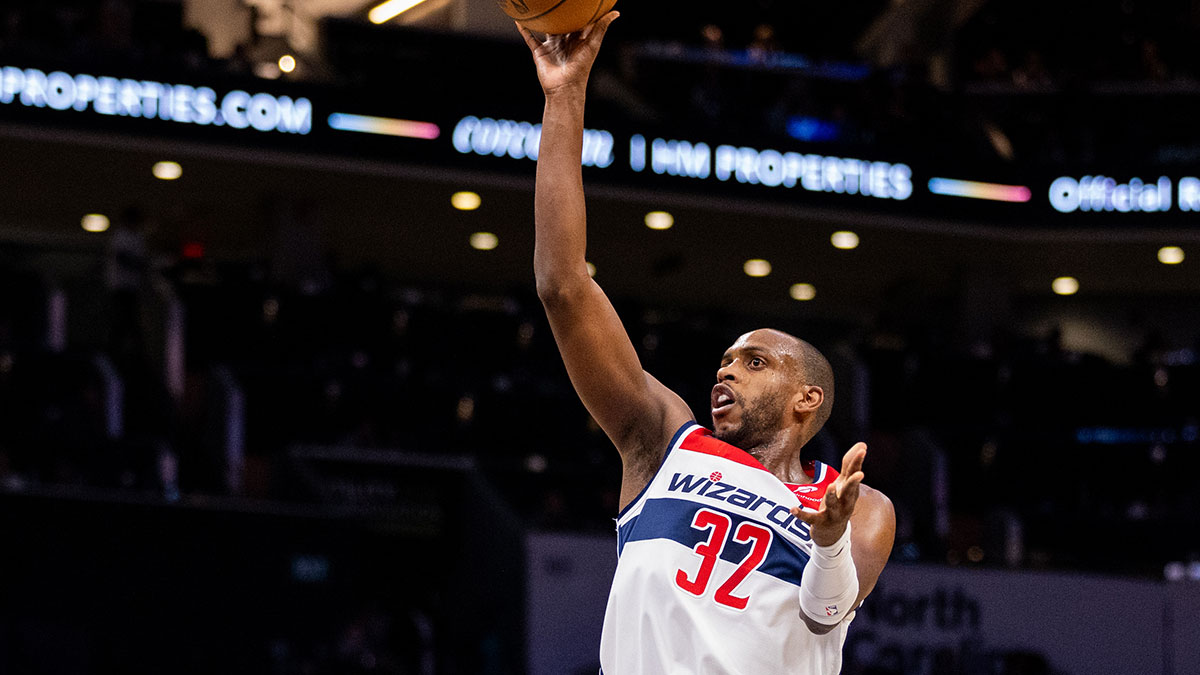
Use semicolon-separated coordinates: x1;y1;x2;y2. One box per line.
518;13;896;674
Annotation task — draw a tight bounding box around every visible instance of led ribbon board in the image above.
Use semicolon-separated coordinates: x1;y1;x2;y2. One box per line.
1049;175;1200;213
7;64;1200;226
0;65;313;134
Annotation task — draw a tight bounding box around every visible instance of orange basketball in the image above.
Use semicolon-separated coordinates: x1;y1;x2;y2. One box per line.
499;0;618;35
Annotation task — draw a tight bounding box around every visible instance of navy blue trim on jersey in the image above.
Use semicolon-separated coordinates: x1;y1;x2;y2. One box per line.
617;512;636;555
615;420;699;520
617;497;811;586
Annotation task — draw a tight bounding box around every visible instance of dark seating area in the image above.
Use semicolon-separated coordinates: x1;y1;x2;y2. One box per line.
1;3;1199;672
1;236;1195;579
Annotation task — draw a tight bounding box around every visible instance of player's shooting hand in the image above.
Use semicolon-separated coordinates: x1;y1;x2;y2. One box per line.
790;443;867;547
517;11;618;97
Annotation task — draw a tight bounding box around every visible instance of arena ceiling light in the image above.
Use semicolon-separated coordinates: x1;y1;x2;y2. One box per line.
586;262;597;278
278;55;296;73
470;232;499;251
152;161;182;180
644;211;674;230
1158;246;1185;265
368;0;429;23
789;283;816;301
1052;276;1079;296
831;231;859;250
451;191;481;211
81;214;110;232
743;259;771;277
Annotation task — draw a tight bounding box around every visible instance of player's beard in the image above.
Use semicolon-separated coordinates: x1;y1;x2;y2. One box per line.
714;385;789;450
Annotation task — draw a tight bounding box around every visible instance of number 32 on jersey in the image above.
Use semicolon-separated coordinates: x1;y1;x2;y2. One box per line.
675;508;773;610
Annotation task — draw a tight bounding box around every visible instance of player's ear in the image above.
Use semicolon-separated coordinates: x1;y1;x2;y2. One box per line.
793;385;823;415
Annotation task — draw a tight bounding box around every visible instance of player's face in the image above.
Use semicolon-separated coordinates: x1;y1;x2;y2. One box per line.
711;330;802;448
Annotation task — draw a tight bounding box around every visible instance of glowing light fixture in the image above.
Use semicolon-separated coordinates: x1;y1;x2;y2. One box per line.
743;259;771;277
369;0;429;24
278;55;296;73
644;211;674;230
831;231;859;250
470;232;499;251
586;262;597;278
328;113;440;140
789;283;816;301
1052;276;1079;296
928;178;1032;203
451;191;481;211
81;214;110;232
1158;246;1185;265
152;161;182;180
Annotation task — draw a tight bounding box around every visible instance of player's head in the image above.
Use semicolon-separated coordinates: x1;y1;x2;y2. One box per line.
710;328;834;449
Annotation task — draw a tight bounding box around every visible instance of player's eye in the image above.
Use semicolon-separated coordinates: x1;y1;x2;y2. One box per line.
750;357;765;368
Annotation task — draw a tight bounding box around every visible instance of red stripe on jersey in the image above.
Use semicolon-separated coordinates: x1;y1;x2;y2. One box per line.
785;461;840;511
678;428;772;473
679;427;841;509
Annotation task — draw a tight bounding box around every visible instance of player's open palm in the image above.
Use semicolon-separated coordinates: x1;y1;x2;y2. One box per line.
790;443;867;547
517;11;618;96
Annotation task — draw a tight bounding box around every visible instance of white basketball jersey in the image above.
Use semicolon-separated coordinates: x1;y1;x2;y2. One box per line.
599;422;850;675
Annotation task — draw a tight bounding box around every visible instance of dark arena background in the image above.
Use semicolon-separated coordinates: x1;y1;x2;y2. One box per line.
1;1;1199;674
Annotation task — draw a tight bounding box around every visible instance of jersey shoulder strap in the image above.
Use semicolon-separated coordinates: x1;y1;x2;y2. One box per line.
784;460;841;512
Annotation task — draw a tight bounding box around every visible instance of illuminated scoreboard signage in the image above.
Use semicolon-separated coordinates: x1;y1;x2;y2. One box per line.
628;134;913;200
8;71;1200;225
451;116;913;201
0;65;312;134
1049;175;1200;214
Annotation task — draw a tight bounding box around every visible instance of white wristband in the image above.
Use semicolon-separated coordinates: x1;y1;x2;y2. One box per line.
799;522;859;625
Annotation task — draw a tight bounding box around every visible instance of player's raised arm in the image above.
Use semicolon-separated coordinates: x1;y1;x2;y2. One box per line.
517;15;693;473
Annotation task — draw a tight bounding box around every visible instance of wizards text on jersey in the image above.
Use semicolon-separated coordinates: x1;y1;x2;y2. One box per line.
666;472;814;541
615;424;838;590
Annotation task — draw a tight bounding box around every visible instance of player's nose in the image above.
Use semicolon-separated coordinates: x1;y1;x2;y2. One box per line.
716;361;737;382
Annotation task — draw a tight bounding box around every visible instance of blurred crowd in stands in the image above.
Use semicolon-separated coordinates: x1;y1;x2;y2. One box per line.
0;0;1197;582
0;0;224;76
4;0;1200;166
2;4;1199;672
0;206;1197;581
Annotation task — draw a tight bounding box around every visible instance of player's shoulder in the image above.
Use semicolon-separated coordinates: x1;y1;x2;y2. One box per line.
853;483;896;534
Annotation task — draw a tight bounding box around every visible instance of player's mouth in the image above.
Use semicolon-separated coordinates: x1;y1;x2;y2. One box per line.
711;383;737;417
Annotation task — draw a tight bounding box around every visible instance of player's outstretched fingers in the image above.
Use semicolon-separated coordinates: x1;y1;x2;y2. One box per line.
582;10;619;41
837;468;864;493
824;482;841;510
839;442;867;478
839;480;860;510
790;506;819;524
516;22;543;52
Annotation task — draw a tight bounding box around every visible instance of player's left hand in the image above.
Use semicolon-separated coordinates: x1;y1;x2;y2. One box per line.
517;11;618;97
790;443;866;547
